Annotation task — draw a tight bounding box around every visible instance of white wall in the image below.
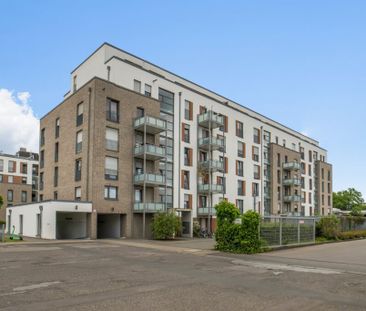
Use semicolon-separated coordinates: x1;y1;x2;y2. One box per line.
6;201;92;239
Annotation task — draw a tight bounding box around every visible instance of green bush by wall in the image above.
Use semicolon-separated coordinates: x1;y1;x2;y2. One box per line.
152;212;181;240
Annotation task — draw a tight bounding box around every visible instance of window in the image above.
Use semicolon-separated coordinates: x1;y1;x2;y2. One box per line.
301;177;305;189
254;165;260;180
236;121;243;138
199;196;207;208
309;150;313;162
219;115;228;132
275;136;279;144
40;128;45;146
283;139;286;147
54;167;58;187
277;170;281;183
322;194;325;205
313;151;318;161
8;160;15;173
252;183;259;196
184;194;192;209
182;170;190;189
322;181;325;192
0;159;3;172
7;190;13;202
321;168;324;179
133;79;141;93
40;172;44;190
105;186;118;200
252;146;259;162
308;164;312;176
75;187;81;201
105;157;118;180
253;128;260;144
75;159;82;181
8;175;13;183
237;141;245;158
73;75;77;92
145;84;152;97
328;196;331;206
0;175;2;183
182;123;190;143
217;176;226;193
236;160;244;177
309;179;313;190
300;147;305;160
301;162;305;174
40;150;44;168
106;128;119;151
328;171;331;181
55;118;60;138
292;143;296;151
106;98;119;122
55;142;59;162
236;199;244;214
22;177;27;184
54;191;58;200
184;148;192;166
308;193;312;204
184;100;193;120
137;107;144;117
328;183;331;193
76;131;83;153
237;180;245;196
21;163;27;174
76;102;83;126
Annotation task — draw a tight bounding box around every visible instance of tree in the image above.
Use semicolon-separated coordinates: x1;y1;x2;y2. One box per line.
152;212;181;240
333;188;364;211
0;195;3;209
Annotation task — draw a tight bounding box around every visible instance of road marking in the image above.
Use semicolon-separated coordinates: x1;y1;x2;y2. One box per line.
13;281;61;292
231;259;342;275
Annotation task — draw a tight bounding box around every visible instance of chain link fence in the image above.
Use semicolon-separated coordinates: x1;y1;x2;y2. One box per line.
260;216;316;247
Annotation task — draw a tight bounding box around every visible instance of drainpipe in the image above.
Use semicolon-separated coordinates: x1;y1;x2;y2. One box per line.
178;92;182;209
260;126;264;216
86;87;92;201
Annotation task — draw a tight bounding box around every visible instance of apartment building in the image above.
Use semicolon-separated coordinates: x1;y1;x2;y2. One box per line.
0;148;39;221
39;42;332;238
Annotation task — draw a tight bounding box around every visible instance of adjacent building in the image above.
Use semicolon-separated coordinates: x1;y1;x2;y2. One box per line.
0;148;39;221
36;42;332;239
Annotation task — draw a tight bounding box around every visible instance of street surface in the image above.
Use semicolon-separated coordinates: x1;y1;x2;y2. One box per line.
0;239;366;310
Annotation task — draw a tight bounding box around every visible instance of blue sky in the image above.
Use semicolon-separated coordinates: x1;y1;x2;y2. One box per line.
0;0;365;196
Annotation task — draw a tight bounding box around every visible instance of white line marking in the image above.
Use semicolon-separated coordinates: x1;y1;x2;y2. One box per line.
13;281;61;292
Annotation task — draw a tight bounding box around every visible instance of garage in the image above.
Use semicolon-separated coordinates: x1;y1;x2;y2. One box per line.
97;214;123;239
56;212;89;239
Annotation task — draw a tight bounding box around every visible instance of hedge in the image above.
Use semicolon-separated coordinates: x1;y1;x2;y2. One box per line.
337;230;366;240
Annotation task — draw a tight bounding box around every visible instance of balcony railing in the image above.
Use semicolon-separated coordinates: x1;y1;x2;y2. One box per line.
133;202;165;213
198;160;224;172
198;137;225;151
134;115;167;134
283;178;301;186
198;111;224;129
198;183;224;194
197;207;216;215
283;162;301;171
134;144;166;160
283;195;301;202
134;173;165;186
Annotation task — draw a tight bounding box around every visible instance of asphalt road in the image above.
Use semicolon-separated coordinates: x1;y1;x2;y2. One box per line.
0;239;366;311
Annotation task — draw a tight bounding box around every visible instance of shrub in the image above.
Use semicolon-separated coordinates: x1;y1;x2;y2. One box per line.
0;220;5;225
152;212;181;240
337;230;366;240
317;215;340;239
193;221;200;238
240;210;262;254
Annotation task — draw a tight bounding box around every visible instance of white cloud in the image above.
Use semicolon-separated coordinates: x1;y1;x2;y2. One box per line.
0;88;39;154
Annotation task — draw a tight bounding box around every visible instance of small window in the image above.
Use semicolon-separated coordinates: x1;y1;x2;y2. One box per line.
106;98;119;122
252;146;259;162
8;175;13;183
183;123;190;143
236;160;244;177
236;121;243;138
75;187;81;201
40;150;45;168
136;107;145;118
237;142;245;158
184;100;193;120
145;84;152;97
21;177;27;184
40;128;45;146
105;186;118;200
55;142;59;162
237;180;245;196
54;191;58;200
105;157;118;180
0;159;3;172
75;159;82;181
236;200;244;214
253;128;260;144
134;79;141;93
76;131;83;154
8;160;16;173
106;128;119;151
7;190;13;202
184;194;192;209
40;172;44;190
76;102;83;126
0;174;3;183
54;167;59;187
254;165;260;180
55;118;60;138
183;171;190;189
252;182;259;196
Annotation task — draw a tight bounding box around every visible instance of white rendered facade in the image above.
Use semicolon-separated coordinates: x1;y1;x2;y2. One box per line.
66;43;331;231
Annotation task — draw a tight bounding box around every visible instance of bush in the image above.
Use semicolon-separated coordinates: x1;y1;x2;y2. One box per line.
152;212;181;240
337;230;366;240
192;221;200;238
215;201;262;254
0;220;5;225
317;215;340;239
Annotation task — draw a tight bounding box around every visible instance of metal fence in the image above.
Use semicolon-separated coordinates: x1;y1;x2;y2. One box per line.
260;216;316;247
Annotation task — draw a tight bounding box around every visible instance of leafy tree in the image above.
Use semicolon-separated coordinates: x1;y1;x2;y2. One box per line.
152;212;181;240
333;188;364;211
350;205;363;216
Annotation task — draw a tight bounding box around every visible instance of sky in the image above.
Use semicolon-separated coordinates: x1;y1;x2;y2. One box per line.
0;0;365;196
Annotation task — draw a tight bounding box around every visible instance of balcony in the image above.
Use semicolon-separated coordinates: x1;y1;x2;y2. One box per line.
283;195;301;203
198;111;224;129
197;207;216;216
283;178;301;186
198;183;224;194
134;115;167;134
283;161;301;171
198;137;225;152
134;144;166;161
133;202;165;213
198;160;224;172
134;173;165;187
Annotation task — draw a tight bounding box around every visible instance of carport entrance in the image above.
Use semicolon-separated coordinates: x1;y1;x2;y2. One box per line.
97;214;123;239
56;212;89;239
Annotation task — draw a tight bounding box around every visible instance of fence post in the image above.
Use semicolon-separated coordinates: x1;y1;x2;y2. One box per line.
297;220;300;245
279;217;282;246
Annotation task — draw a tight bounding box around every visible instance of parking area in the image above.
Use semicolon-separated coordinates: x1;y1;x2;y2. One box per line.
0;239;366;310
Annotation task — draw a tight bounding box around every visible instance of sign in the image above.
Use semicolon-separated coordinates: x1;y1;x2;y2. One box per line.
299;220;305;224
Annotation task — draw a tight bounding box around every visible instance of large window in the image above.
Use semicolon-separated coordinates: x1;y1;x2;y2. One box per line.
105;157;118;180
237;180;245;196
184;194;192;209
106;98;119;122
105;186;118;200
7;190;13;202
237;142;245;158
75;159;82;181
106;128;119;151
183;123;190;143
236;160;244;177
184;100;192;120
254;165;260;180
236;199;244;214
76;102;83;126
76;131;83;154
182;170;190;189
8;160;15;173
252;146;259;162
184;148;192;166
253;128;260;144
236;121;243;138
